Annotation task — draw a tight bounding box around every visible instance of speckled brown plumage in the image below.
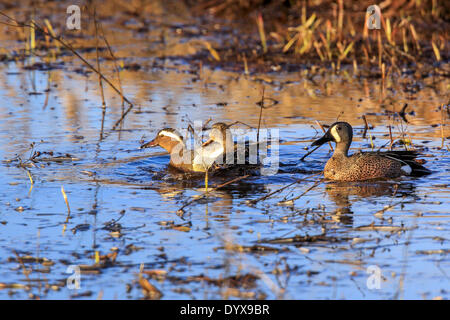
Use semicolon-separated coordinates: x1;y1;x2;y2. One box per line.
324;152;408;181
311;122;431;182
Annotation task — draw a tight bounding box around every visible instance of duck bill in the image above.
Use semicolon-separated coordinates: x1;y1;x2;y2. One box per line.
139;139;157;149
311;132;332;147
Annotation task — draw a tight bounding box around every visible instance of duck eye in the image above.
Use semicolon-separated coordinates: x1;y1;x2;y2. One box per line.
337;126;341;131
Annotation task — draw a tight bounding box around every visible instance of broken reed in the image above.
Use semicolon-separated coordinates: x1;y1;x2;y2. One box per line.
256;13;267;54
440;104;445;149
61;186;71;215
94;8;107;140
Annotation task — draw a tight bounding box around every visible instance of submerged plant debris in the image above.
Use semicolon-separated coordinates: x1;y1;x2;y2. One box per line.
0;0;448;300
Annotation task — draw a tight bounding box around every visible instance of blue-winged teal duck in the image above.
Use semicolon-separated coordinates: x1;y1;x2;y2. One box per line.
311;122;431;181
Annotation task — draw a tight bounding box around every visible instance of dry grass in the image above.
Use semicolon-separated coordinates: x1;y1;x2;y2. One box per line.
189;0;448;75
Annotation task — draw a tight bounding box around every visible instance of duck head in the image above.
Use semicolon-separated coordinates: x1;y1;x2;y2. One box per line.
140;128;185;153
196;122;234;167
311;122;353;155
202;122;232;150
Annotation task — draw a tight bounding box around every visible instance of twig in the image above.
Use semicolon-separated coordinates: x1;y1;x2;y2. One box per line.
277;178;324;205
94;9;107;140
13;250;32;290
388;124;394;150
227;121;256;129
214;174;250;189
373;199;405;219
440;104;445;149
257;86;264;143
177;175;250;216
111;104;134;131
300;145;321;161
399;103;409;123
246;172;321;205
362;115;369;139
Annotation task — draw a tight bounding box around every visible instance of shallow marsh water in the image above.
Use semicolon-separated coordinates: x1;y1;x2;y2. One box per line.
0;8;449;299
1;57;448;300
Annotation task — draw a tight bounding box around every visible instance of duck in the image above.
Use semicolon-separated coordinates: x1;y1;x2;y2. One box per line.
199;122;234;166
139;128;198;173
311;122;431;181
140;125;231;173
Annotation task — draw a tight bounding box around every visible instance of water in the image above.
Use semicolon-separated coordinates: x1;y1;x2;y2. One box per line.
0;27;449;300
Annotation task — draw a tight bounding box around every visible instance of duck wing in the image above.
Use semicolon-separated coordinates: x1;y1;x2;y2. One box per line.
360;150;431;176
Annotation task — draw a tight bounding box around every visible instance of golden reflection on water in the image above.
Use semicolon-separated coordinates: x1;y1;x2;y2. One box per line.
0;0;447;168
0;60;448;176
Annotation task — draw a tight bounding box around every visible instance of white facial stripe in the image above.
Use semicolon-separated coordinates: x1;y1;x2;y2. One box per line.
159;131;183;143
330;126;341;142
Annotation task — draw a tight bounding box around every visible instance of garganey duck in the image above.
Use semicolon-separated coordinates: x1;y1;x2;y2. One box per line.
140;125;231;173
198;122;234;166
140;128;198;173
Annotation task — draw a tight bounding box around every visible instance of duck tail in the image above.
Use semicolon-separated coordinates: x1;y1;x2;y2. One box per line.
381;150;431;176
